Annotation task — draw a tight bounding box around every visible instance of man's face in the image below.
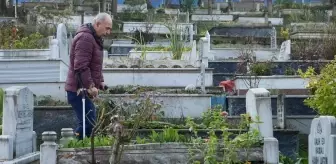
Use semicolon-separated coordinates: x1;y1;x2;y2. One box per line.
96;19;112;37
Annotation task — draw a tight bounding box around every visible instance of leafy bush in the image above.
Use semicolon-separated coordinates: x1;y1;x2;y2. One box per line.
250;62;273;76
0;21;47;49
13;33;47;49
65;136;114;148
145;127;189;143
298;62;336;115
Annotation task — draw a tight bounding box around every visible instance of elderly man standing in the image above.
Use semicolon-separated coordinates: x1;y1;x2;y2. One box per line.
65;13;112;139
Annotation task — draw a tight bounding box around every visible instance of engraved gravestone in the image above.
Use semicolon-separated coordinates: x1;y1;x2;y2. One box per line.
2;86;34;158
309;116;336;164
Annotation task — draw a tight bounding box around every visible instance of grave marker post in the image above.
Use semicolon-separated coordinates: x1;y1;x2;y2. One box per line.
246;88;279;164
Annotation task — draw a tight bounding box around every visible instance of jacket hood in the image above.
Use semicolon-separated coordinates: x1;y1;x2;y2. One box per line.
76;24;93;35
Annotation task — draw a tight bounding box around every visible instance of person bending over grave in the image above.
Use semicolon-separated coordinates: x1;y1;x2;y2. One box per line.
65;12;112;140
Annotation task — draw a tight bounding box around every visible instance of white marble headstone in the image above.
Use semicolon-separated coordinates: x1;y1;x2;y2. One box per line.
205;31;210;52
309;116;336;164
57;23;69;65
278;40;291;61
190;40;197;62
246;88;273;138
2;86;34;158
246;88;279;163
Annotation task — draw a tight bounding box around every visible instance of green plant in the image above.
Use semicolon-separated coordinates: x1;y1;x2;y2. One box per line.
187;106;262;164
164;15;189;60
135;136;147;144
162;127;180;142
297;66;318;94
280;27;290;40
12;32;47;49
250;62;273;76
65;135;114;148
284;67;296;75
83;88;163;164
0;21;47;49
280;154;303;164
201;105;228;129
298;61;336;115
126;30;150;60
147;128;189;143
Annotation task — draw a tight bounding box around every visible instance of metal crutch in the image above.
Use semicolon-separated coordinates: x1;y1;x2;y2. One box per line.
81;87;86;139
76;72;87;139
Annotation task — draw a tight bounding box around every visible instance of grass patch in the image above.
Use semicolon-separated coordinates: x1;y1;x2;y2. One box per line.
65;136;114;148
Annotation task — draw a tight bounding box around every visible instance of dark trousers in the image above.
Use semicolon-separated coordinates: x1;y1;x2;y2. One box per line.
67;91;96;139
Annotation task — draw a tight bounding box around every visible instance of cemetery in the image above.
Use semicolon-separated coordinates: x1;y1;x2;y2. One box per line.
1;0;336;163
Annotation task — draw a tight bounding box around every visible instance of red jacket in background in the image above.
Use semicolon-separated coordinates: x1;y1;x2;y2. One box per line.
65;24;104;92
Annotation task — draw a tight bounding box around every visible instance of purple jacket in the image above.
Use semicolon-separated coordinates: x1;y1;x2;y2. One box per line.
65;24;104;92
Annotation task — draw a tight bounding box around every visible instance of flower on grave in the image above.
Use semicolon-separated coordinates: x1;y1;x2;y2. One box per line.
220;111;228;117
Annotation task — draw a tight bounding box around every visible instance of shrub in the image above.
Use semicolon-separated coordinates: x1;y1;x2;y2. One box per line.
299;61;336;115
0;21;48;49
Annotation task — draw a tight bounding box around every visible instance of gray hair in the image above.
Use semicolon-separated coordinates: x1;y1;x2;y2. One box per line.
93;13;112;24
